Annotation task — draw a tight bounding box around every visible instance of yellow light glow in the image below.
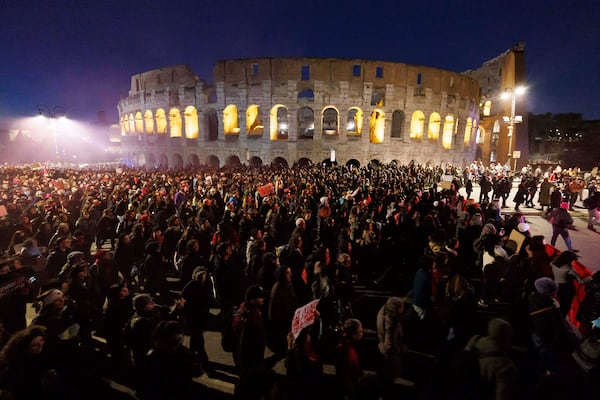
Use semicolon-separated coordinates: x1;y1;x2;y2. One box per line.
156;109;167;135
269;105;288;141
184;106;199;139
144;110;154;134
369;110;385;143
120;116;127;136
128;113;135;135
442;115;454;149
347;107;363;135
428;112;440;141
223;105;240;135
410;110;425;139
135;111;143;134
246;105;263;136
169;108;182;138
483;100;492;117
464;117;473;145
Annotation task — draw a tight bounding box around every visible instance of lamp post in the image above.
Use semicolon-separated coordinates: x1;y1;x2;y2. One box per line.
501;87;526;171
37;105;65;162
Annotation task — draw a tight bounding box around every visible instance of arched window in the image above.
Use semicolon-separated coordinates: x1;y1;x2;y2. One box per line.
322;107;339;135
442;115;454;150
120;116;127;136
347;108;363;136
270;105;288;140
428;112;441;141
135;111;143;134
464;117;473;145
184;106;199;139
391;110;404;138
156;109;167;135
476;126;485;144
169;108;182;138
371;90;384;106
493;120;500;133
128;113;135;134
298;107;314;139
483;100;492;117
205;109;218;141
369;110;385;143
223;105;240;135
144;110;154;134
246;105;263;136
410;110;425;139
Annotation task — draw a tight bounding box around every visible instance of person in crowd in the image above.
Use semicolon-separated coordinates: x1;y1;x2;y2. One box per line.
550;250;579;317
549;202;576;252
376;296;406;398
103;282;133;383
268;265;296;365
335;318;366;399
575;271;600;335
233;285;268;374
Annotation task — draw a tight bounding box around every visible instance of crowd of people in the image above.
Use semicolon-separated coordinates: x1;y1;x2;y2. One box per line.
0;160;599;399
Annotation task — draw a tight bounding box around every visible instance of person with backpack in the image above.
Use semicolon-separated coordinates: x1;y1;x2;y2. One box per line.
459;318;518;400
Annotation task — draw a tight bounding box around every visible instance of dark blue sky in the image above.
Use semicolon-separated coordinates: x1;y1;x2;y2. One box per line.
1;0;599;124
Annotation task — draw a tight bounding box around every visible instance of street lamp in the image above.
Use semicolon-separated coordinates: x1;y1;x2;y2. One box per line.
501;86;526;170
37;105;65;162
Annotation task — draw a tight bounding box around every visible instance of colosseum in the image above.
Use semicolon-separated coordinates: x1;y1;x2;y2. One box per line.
117;44;526;169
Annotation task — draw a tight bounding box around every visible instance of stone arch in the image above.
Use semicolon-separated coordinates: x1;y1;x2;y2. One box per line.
297;157;312;167
156;108;167;135
347;107;363;136
128;113;135;134
346;159;360;168
136;152;146;167
272;157;288;168
428;112;441;141
226;155;242;167
184;106;199;139
120;115;127;136
223;105;240;135
169;108;182;138
158;153;168;169
135;111;144;134
493;120;501;133
270;105;288;140
298;107;315;139
246;105;264;136
322;106;339;135
187;154;200;168
464;117;473;145
205;109;218;141
391;110;404;139
144;110;154;134
442;114;455;150
371;90;384;106
410;110;425;139
483;100;492;117
172;153;184;170
249;156;263;167
369;109;385;143
146;153;157;169
206;155;220;167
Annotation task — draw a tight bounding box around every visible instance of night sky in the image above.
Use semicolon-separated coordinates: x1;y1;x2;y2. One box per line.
1;0;599;124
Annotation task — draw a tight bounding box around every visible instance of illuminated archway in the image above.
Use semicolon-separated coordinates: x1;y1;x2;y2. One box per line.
156;109;167;135
120;116;127;136
184;106;199;139
128;113;135;134
322;107;339;135
134;112;143;134
144;110;154;134
223;105;240;135
347;107;363;136
464;117;473;145
270;105;288;140
428;112;441;141
369;110;385;143
172;153;183;170
483;100;492;117
442;115;454;150
410;110;425;139
246;105;264;136
169;108;182;138
493;120;501;133
298;107;314;139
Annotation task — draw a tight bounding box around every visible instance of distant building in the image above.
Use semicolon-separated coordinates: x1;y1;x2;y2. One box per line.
117;46;527;169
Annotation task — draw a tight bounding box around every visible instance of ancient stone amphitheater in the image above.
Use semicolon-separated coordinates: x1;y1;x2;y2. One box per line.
117;49;524;169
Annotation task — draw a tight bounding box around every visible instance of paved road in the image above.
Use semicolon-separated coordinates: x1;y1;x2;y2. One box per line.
466;181;599;272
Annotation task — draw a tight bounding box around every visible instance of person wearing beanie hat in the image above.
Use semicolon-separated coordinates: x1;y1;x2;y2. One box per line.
463;318;518;399
529;276;574;374
548;201;576;252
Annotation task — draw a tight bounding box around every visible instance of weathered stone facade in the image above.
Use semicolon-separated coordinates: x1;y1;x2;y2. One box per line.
117;52;524;169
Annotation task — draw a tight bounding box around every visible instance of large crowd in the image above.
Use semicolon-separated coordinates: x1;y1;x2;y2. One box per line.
0;160;599;399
